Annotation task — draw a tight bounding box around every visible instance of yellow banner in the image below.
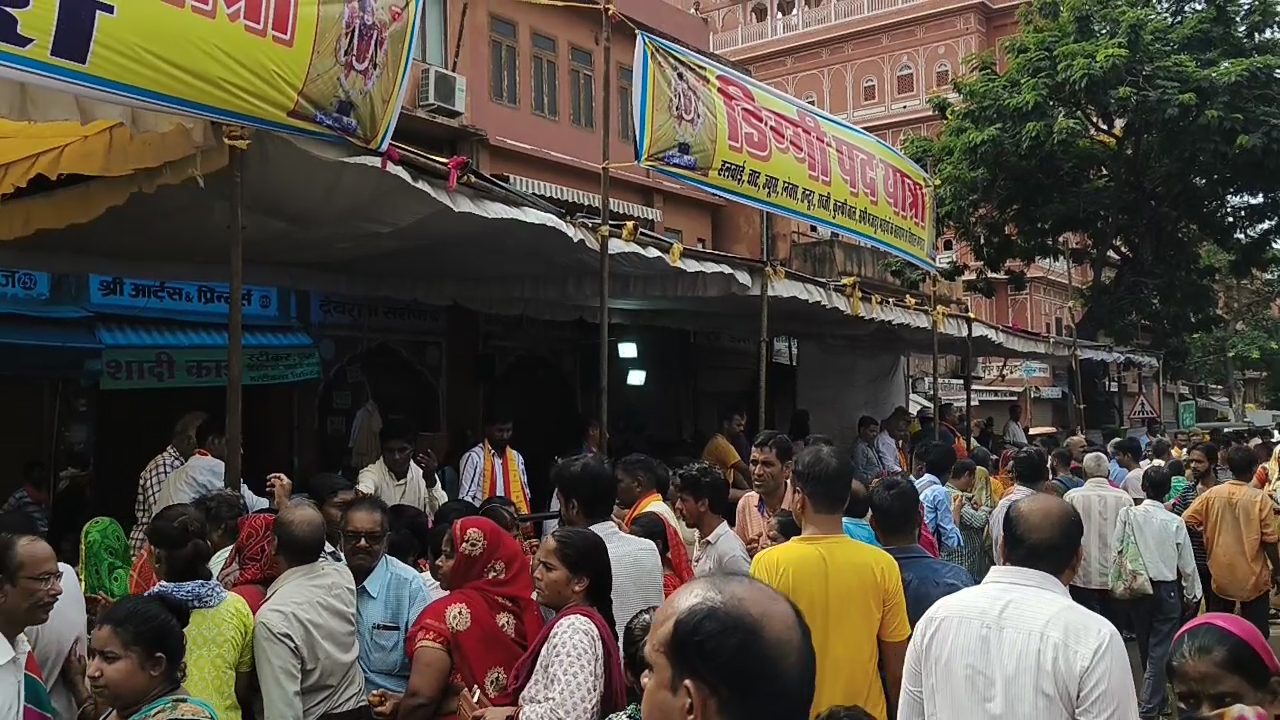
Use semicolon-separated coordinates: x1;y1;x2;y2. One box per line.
632;33;936;270
0;0;421;151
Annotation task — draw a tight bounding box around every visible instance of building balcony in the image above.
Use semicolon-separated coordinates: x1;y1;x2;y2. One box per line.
710;0;929;53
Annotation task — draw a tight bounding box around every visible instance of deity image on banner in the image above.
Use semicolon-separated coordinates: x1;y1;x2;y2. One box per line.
646;48;717;177
288;0;412;146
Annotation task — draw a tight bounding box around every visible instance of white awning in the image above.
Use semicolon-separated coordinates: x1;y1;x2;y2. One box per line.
501;174;662;223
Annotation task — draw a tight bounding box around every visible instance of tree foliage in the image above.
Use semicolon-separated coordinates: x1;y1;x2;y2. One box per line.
906;0;1280;361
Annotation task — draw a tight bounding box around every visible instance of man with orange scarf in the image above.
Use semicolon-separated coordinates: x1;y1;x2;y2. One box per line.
616;454;697;560
460;408;531;515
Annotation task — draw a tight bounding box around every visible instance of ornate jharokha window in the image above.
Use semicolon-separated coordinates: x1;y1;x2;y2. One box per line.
862;76;878;102
895;62;916;95
934;61;952;89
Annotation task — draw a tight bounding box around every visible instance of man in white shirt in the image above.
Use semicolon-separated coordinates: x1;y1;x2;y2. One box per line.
1114;437;1147;500
1063;451;1135;625
553;455;665;640
0;531;63;720
875;407;910;473
899;493;1138;720
989;447;1045;564
673;463;752;577
130;411;206;555
157;417;292;511
1121;465;1201;719
1002;404;1028;448
356;424;447;515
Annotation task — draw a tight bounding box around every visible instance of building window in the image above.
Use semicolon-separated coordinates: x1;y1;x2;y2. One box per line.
412;0;447;67
802;92;817;106
696;237;707;249
570;46;595;129
663;228;684;244
750;2;767;22
489;16;518;106
934;61;952;88
531;33;558;119
895;62;915;95
861;77;877;103
619;64;634;142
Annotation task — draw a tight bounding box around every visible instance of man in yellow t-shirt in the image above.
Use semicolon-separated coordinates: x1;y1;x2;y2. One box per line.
751;444;911;720
702;407;751;502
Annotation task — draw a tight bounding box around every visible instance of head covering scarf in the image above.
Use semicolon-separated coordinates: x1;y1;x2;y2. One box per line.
80;517;131;600
128;545;159;595
406;517;545;705
1176;612;1280;673
218;514;277;588
501;605;627;716
145;580;228;609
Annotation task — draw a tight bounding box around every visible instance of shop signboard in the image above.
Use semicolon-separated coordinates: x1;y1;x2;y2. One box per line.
1178;400;1198;430
311;294;445;333
632;32;935;271
0;267;50;302
0;0;421;151
101;347;320;390
89;275;279;318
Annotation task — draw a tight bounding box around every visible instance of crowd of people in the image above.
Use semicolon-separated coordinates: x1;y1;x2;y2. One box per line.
2;405;1280;720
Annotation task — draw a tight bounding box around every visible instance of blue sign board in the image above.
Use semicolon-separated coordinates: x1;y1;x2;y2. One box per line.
0;268;51;302
89;275;279;318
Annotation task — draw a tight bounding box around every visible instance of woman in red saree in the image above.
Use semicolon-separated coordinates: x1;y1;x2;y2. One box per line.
389;517;544;720
627;512;693;597
219;512;278;614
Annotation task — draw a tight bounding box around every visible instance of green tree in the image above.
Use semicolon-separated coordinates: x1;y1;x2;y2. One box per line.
906;0;1280;361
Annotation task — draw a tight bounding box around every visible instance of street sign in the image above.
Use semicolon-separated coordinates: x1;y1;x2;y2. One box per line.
1178;400;1198;430
1129;393;1160;422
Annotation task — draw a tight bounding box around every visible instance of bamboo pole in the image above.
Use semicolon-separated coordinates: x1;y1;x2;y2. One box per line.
226;144;244;491
597;3;612;455
758;211;769;432
930;275;940;441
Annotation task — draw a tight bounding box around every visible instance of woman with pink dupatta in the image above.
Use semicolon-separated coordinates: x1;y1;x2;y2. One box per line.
1168;613;1280;718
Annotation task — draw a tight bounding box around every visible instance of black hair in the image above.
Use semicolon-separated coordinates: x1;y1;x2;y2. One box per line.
665;575;816;720
479;496;520;533
1167;621;1276;693
787;410;811;441
1010;446;1048;487
816;707;876;720
629;512;670;558
923;442;957;478
791;445;853;515
970;445;993;472
273;505;327;566
192;490;246;545
1167;459;1185;477
615;454;672;497
0;532;41;585
548;527;617;643
194;416;225;449
843;480;870;520
803;434;834;447
867;475;920;539
673;462;730;517
0;512;40;538
378;422;416;448
622;606;657;696
552;455;618;523
426;522;451;563
1003;497;1083;576
771;509;801;540
1189;441;1220;466
1114;437;1142;462
1050;447;1074;470
22;461;47;490
717;406;744;425
307;473;354;506
342;495;390;530
387;504;432;566
146;504;212;582
1142;465;1172;501
1150;438;1173;459
483;404;514;427
950;459;976;481
856;416;878;432
432;499;479;529
97;594;191;684
752;430;794;464
1226;444;1260;480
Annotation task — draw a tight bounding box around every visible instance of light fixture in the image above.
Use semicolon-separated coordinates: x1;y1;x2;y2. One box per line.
626;369;647;386
617;341;638;359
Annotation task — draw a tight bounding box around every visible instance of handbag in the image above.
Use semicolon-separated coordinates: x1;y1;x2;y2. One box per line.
1110;508;1153;599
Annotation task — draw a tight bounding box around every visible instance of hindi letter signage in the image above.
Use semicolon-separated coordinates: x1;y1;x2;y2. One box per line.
101;347;321;389
90;275;279;319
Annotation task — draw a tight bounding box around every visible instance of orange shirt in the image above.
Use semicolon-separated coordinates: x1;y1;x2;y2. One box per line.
701;434;742;482
1183;480;1280;601
734;484;794;555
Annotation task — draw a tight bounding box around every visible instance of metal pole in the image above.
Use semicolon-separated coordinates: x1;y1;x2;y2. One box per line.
758;211;769;431
1064;238;1083;432
597;4;612;456
226;144;244;491
930;275;939;442
1157;357;1165;425
965;310;973;451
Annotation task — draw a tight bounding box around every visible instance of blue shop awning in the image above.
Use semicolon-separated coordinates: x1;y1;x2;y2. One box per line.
0;318;100;348
95;321;314;348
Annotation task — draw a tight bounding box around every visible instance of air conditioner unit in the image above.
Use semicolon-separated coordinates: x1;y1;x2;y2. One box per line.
417;65;467;119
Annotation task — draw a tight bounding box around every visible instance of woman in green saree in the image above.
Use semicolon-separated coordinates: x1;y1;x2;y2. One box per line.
84;595;218;720
80;517;131;600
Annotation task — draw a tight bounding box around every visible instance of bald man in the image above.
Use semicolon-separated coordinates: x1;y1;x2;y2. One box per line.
256;502;369;720
642;575;815;720
898;494;1137;720
130;410;207;554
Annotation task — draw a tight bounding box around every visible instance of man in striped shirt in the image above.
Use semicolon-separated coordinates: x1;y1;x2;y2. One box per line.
129;411;206;555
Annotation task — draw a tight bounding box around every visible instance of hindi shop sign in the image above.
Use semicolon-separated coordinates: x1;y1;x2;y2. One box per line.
0;0;421;151
632;33;935;271
89;275;279;319
101;348;321;390
312;294;446;333
0;267;50;302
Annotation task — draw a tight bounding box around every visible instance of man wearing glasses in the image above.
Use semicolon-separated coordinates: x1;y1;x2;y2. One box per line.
340;496;431;699
0;522;65;720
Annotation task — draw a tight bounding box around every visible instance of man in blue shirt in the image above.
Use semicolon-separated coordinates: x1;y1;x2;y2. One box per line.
841;478;881;547
913;442;964;554
870;475;973;625
341;496;431;694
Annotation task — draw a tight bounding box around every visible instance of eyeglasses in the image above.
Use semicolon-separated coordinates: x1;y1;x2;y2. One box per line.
22;572;62;590
342;531;388;546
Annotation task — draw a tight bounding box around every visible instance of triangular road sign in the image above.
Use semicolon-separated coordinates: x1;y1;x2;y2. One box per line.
1128;393;1159;422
